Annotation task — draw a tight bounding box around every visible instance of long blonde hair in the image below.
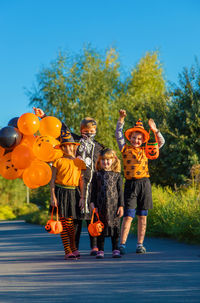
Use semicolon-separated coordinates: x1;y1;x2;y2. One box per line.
96;149;121;173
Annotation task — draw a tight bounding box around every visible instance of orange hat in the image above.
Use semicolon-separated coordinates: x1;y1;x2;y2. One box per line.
124;119;150;143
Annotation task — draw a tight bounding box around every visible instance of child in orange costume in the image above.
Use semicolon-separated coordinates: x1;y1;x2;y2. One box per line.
50;130;86;259
34;107;104;256
115;109;165;254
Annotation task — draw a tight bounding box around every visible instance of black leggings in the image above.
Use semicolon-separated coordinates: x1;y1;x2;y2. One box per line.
74;219;97;249
97;228;120;251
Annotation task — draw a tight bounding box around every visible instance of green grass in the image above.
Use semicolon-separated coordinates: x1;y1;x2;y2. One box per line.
130;184;200;244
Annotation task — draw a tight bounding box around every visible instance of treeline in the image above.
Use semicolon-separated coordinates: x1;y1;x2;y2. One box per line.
27;46;200;187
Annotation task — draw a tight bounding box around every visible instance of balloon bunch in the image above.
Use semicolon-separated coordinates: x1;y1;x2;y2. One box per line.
0;112;63;189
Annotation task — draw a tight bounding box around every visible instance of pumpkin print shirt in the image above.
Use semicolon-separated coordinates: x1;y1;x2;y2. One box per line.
115;121;165;180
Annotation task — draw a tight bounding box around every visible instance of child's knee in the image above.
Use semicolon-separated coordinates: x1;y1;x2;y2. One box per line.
137;215;147;224
123;216;133;224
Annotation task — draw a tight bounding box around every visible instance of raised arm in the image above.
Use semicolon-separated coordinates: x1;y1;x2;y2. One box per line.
33;107;46;118
148;118;165;149
115;109;127;152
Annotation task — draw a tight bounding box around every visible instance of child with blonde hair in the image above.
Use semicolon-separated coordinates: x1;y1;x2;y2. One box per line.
90;149;124;259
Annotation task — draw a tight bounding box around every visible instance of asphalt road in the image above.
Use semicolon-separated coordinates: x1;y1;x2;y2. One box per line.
0;220;199;303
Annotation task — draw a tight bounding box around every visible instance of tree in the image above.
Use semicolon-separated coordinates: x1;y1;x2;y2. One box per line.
120;51;168;128
28;48;172;186
159;60;200;185
28;46;122;150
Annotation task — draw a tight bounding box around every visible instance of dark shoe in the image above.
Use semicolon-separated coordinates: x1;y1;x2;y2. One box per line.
96;250;104;259
65;253;77;260
119;244;126;255
72;250;80;258
112;250;121;258
136;245;146;254
90;247;99;256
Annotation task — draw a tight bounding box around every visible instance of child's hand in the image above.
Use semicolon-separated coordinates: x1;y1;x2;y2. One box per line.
33;107;45;118
148;118;158;132
119;109;127;118
50;197;58;207
79;197;85;210
118;109;127;123
117;206;124;218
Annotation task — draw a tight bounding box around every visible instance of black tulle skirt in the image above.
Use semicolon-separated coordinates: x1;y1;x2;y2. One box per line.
50;185;81;219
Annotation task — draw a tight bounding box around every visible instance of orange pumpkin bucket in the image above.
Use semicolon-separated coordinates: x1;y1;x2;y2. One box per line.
88;208;104;237
45;206;63;234
145;130;159;160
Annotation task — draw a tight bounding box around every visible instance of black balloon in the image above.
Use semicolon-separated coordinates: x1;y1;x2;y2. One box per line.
0;126;22;149
8;117;19;128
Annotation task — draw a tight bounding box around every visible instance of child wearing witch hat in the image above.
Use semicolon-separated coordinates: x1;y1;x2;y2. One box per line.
34;108;104;256
50;129;86;259
115;109;165;254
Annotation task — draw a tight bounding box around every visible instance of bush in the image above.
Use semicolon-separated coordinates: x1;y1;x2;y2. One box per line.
147;185;200;244
0;206;16;220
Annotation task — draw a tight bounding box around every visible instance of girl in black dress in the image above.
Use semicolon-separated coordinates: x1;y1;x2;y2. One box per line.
90;149;124;259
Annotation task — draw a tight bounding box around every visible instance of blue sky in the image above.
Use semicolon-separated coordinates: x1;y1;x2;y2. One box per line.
0;0;200;127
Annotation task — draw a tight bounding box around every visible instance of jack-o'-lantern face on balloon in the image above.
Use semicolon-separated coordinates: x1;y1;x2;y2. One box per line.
145;143;159;160
0;153;23;179
33;136;63;162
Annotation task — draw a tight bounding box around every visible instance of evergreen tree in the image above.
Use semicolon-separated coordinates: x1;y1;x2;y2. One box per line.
160;60;200;185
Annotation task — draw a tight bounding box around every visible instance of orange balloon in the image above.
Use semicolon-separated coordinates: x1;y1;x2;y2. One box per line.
32;160;52;186
33;136;63;162
11;144;35;169
22;169;40;189
18;113;40;135
23;160;52;188
0;153;24;180
39;116;62;138
0;146;5;158
20;135;37;148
